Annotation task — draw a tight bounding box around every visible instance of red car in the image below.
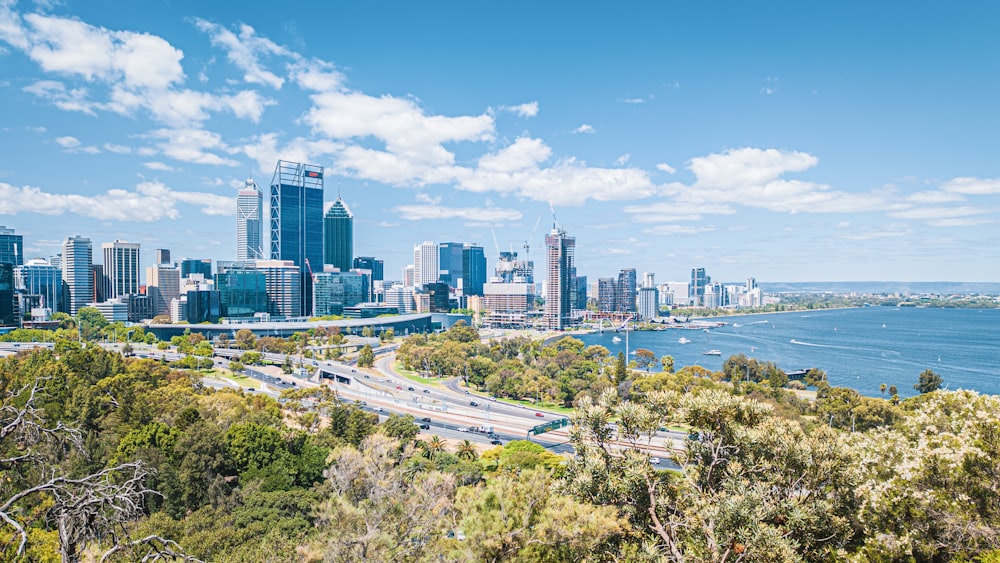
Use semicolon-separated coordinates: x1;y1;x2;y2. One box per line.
395;385;402;390
534;412;544;417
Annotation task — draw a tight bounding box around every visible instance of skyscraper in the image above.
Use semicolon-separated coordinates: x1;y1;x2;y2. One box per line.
270;160;324;315
462;244;487;296
616;268;637;314
544;226;575;330
180;258;212;279
155;248;171;266
62;236;93;315
352;257;384;282
255;259;301;317
0;226;23;267
0;263;13;327
102;240;140;300
237;177;264;261
437;242;464;289
323;197;353;271
146;263;180;316
15;258;62;313
413;241;438;288
690;267;709;307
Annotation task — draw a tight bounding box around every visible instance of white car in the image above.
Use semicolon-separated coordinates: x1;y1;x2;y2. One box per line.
457;426;470;432
650;457;661;465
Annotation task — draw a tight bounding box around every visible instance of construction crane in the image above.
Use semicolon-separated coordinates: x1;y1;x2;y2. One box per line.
523;216;541;259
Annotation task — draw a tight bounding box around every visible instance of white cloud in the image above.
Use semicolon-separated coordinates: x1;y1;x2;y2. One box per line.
926;217;995;228
614;154;630;166
103;143;132;154
143;161;175;171
414;192;441;205
4;7;273;126
572;124;595;134
888;205;993;221
288;58;344;92
621;97;644;104
656;162;676;174
940;177;1000;195
503;101;539;117
0;180;233;220
194;19;289;89
393;204;522;223
240;133;342;177
839;225;913;241
622;202;737;223
906;190;965;204
149;128;240;166
641;224;717;235
54;135;79;148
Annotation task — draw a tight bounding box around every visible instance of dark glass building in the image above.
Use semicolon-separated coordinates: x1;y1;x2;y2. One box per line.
352;256;384;282
180;258;212;279
0;226;23;267
323;197;353;272
215;264;268;318
0;262;14;327
437;242;464;290
270;160;324;316
462;244;486;296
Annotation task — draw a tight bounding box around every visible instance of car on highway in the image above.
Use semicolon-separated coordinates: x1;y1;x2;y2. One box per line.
407;386;414;391
651;457;661;465
422;389;430;394
457;427;470;432
376;407;384;412
490;439;502;445
419;424;430;430
395;385;403;390
420;417;431;422
469;400;480;406
534;412;544;417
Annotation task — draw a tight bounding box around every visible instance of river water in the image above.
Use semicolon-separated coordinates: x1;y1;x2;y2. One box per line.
576;307;1000;398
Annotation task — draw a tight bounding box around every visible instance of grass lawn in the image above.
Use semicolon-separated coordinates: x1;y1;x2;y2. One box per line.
391;361;447;386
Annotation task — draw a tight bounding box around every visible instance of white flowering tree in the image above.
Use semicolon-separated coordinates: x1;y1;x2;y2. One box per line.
851;390;1000;560
562;389;859;562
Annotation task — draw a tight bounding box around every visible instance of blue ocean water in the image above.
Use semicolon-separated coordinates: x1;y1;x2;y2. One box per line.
576;307;1000;398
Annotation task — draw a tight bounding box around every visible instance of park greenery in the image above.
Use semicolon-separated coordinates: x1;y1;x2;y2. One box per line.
0;319;997;560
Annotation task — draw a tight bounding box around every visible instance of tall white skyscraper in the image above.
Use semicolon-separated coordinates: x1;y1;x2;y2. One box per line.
62;236;93;315
413;241;438;289
102;240;140;299
237;177;264;261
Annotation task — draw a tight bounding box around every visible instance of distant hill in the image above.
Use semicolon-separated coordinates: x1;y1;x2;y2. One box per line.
756;281;1000;295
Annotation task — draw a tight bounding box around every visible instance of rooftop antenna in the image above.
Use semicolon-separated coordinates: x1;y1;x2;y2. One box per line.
337;179;342;199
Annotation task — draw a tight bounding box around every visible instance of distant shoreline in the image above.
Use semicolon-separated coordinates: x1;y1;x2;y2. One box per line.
690;305;862;322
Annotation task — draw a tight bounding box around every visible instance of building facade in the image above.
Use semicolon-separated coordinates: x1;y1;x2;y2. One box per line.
543;227;575;330
14;259;62;314
0;226;23;267
690;267;710;307
215;262;268;319
313;270;366;316
616;268;637;314
180;258;212;280
62;236;93;315
102;240;140;300
270;160;324;316
255;259;301;318
146;264;180;317
462;244;487;296
323;197;353;272
237;177;264;261
413;241;438;289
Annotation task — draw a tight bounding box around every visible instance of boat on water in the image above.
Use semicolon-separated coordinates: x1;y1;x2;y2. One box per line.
703;349;722;356
678;337;691;344
612;336;621;343
732;323;742;328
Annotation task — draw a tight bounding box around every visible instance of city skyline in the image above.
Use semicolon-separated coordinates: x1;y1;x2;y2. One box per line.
1;1;1000;282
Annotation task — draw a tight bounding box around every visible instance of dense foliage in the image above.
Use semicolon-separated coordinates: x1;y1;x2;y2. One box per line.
1;333;999;561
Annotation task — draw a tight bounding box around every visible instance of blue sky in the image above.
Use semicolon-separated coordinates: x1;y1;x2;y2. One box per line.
1;0;999;283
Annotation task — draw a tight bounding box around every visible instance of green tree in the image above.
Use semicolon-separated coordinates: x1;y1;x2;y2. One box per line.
76;306;108;340
357;344;375;368
633;348;656;371
235;328;256;350
613;351;627;384
660;354;675;373
914;368;943;393
379;413;418;443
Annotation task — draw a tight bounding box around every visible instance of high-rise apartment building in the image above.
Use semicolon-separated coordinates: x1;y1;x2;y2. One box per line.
690;268;710;307
102;240;140;300
270;160;323;315
616;268;637;314
146;263;180;316
413;241;438;289
353;257;384;282
543;226;575;330
237;177;264;261
15;259;62;313
0;226;23;267
597;277;617;312
155;248;171;266
323;197;353;272
215;261;268;319
62;236;93;315
637;286;659;320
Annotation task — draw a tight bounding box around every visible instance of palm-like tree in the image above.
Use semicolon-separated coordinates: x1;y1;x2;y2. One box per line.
422;435;446;459
455;439;478;461
880;383;887;398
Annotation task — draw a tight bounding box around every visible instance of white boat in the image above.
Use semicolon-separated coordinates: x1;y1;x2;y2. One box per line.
612;336;622;343
678;337;691;344
703;349;722;356
732;323;742;328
